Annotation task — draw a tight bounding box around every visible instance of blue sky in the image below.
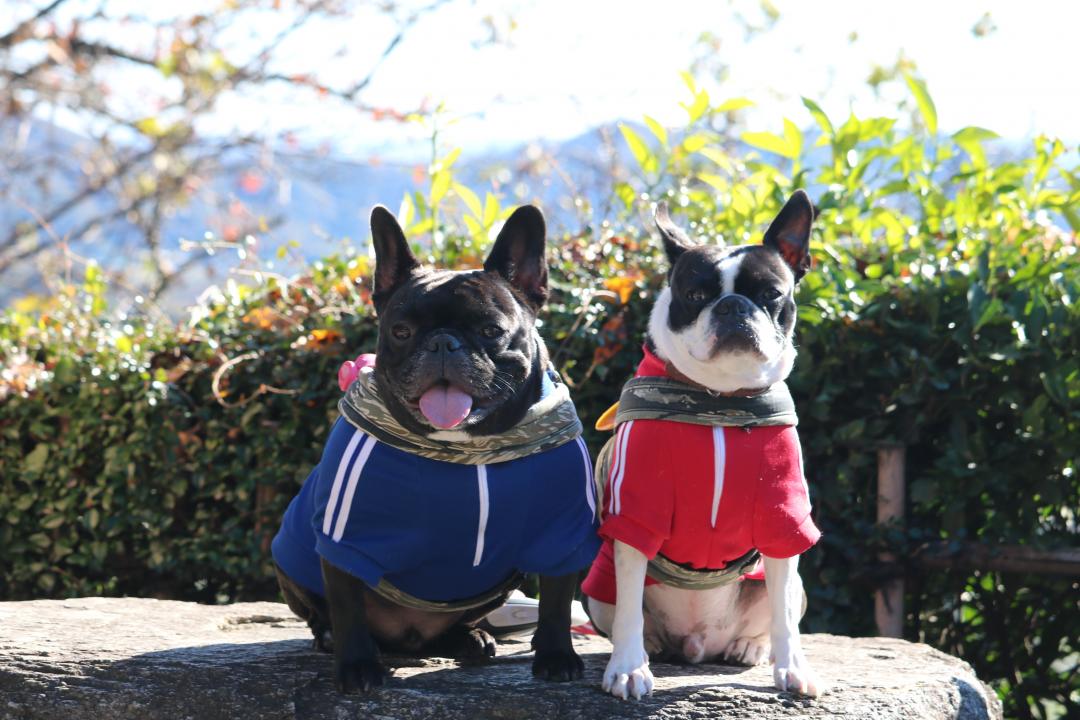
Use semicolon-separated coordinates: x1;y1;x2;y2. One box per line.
7;0;1080;159
205;0;1080;159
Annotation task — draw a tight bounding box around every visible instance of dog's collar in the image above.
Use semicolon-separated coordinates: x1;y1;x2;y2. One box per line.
661;360;771;398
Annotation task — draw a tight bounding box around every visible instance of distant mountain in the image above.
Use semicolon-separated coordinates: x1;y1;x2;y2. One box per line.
2;116;1050;316
0;116;625;314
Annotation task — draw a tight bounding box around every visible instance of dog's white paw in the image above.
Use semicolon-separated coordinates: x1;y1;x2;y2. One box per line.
771;642;822;697
602;644;654;700
721;635;768;666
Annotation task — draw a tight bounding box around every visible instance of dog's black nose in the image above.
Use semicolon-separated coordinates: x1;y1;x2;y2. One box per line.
425;333;462;354
715;295;751;317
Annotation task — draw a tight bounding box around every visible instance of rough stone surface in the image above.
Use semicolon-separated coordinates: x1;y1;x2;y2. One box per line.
0;598;1002;720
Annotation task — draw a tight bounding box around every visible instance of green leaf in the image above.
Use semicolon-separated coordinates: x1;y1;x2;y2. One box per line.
398;194;416;227
430;171;451;205
1022;394;1050;434
619;123;658;174
462;215;484;237
730;185;755;216
697;173;727;193
974;298;1003;331
681;133;711;153
24;443;49;474
952;126;999;169
407;217;434;235
783;118;803;159
681;88;711;124
613;182;636;210
642;115;668;147
482;193;500;227
715;97;754;114
452;183;482;218
134;117;166;138
967;283;987;328
41;514;65;530
698;146;733;172
1062;204;1080;233
679;70;698;95
802;97;834;137
903;72;938;136
156;54;177;78
741;131;796;159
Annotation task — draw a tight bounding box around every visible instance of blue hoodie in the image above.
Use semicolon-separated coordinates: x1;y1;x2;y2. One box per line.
272;404;599;602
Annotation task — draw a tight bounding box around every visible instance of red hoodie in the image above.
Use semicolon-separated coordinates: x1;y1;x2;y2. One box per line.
581;346;820;605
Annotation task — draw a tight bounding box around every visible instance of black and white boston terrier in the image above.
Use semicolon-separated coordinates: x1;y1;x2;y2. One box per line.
583;191;823;700
272;205;598;693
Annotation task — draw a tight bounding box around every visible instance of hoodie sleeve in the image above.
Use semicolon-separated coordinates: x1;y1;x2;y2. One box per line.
752;426;820;559
596;419;677;559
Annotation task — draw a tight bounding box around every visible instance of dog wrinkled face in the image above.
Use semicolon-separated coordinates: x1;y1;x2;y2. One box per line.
648;191;815;393
369;205;549;437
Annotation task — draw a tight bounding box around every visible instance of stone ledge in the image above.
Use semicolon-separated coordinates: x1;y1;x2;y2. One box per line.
0;598;1001;720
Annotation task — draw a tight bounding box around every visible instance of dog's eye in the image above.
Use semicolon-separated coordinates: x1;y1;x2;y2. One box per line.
761;287;783;302
482;325;503;339
391;324;412;341
685;289;709;304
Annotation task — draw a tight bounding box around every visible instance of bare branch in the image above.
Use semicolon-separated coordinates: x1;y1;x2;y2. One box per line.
0;0;454;306
0;0;70;49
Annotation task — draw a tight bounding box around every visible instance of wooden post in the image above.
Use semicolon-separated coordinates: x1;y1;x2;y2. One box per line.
875;445;906;638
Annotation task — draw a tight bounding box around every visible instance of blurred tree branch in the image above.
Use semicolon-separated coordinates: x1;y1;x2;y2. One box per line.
0;0;448;307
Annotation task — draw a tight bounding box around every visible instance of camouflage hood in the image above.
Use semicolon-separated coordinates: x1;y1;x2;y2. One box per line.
338;367;583;465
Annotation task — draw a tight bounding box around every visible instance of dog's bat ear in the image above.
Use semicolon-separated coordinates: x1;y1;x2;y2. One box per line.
484;204;549;310
655;202;694;268
763;189;814;282
370;205;420;309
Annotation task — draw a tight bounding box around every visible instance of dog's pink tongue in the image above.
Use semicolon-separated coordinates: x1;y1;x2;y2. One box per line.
418;385;473;429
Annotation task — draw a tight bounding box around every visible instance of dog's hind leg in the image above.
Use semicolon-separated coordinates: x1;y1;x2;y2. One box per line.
719;578;771;666
275;563;333;652
585;596;614;636
422;623;498;664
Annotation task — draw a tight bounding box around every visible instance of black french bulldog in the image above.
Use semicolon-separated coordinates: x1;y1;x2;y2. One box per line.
272;205;598;693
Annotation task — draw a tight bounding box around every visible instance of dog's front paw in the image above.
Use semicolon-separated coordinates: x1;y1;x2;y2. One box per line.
532;647;584;682
334;655;388;694
602;644;654;700
771;642;822;697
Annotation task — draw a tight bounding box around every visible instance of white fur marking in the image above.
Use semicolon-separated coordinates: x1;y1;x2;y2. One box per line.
718;252;744;296
648;287;796;393
603;541;654;699
764;554;821;696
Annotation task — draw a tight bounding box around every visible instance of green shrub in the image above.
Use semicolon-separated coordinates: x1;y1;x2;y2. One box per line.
2;78;1078;717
